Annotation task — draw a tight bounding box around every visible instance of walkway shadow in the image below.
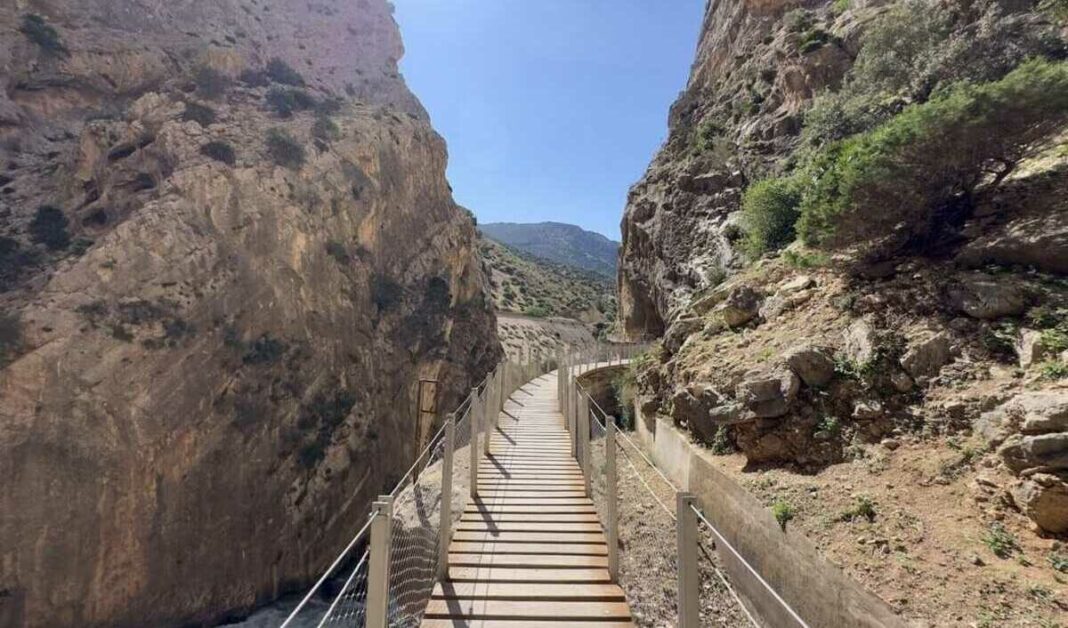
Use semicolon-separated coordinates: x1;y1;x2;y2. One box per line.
486;453;509;477
472;496;500;535
501;409;519;421
493;428;516;445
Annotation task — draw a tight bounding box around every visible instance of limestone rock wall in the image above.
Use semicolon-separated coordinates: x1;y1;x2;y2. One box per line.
0;2;501;626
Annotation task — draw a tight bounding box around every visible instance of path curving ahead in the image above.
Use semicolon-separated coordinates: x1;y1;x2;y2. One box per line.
421;371;634;627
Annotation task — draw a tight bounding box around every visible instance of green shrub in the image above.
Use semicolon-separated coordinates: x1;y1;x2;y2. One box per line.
771;499;795;531
799;28;835;54
1049;550;1068;573
784;8;814;33
298;441;326;469
182;102;217;127
841;495;877;522
265;129;305;169
200;141;236;166
372;276;404;312
849;0;1064;102
312;115;340;142
266;58;305;86
325;240;348;263
982;523;1020;558
1039;360;1068;380
0;312;21;361
797;60;1068;252
782;249;828;269
523;305;549;318
242;334;286;365
194;66;230;100
265;87;316;118
20;14;67;56
30;205;70;250
740;176;803;257
239;68;270;88
710;426;733;455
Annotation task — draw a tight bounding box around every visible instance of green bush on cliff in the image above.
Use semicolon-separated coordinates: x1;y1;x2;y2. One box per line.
740;175;802;257
30;205;70;250
796;59;1068;250
194;66;231;100
265;128;305;169
266;58;305;86
200;141;236;166
20;14;67;56
265;87;316;118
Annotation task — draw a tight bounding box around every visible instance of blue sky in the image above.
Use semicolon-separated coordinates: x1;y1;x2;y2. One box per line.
392;1;705;240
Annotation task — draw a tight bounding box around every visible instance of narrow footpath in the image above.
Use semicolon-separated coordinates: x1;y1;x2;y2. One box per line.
421;371;635;627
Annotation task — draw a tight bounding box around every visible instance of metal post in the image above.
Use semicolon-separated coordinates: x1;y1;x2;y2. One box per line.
438;414;456;579
366;495;393;628
570;383;579;458
580;394;591;497
470;388;480;498
606;415;619;582
483;378;492;456
677;492;699;628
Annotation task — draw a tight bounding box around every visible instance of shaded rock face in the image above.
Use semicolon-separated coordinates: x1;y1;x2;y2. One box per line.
618;0;854;339
0;3;501;627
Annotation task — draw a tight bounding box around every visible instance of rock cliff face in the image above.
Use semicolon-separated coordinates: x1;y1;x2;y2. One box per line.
0;2;500;626
619;0;857;338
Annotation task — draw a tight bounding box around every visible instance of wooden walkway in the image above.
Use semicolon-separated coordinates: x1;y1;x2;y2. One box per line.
421;371;634;627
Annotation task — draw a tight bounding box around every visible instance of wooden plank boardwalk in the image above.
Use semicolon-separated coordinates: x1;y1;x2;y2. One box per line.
421;371;634;627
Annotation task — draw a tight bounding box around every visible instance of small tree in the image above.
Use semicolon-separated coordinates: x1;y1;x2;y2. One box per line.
194;66;231;100
266;58;305;86
30;205;70;250
265;129;305;170
200;141;236;166
265;87;316;118
740;176;802;257
312;115;340;143
798;59;1068;253
182;102;217;127
20;14;67;56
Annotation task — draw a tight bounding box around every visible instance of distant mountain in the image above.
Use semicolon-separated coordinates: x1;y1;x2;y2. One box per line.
479;238;617;331
479;222;619;277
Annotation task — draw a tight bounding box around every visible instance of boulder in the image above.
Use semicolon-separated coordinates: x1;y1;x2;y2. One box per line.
782;344;835;388
1009;391;1068;434
735;367;800;418
978;391;1068;445
842;318;878;365
716;285;763;328
998;433;1068;474
670;384;721;426
664;316;703;354
947;274;1028;320
890;370;914;393
853;400;884;420
780;275;816;293
900;332;953;378
1011;474;1068;534
759;290;813;321
1016;329;1057;368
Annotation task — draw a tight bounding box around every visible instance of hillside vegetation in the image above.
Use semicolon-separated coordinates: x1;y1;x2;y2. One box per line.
481;237;617;331
480;221;619;277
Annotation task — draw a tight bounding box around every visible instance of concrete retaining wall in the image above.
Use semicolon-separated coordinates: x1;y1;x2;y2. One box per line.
642;415;905;628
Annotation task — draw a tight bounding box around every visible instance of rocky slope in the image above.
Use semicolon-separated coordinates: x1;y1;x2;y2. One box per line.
618;0;1068;624
0;2;500;627
481;221;619;277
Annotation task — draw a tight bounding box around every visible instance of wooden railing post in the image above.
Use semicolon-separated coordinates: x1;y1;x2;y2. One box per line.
483;375;492;457
606;415;619;582
438;414;455;579
579;393;591;496
677;492;699;628
366;495;393;628
470;387;480;498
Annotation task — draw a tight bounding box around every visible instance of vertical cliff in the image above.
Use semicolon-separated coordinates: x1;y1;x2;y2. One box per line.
619;0;861;339
0;1;500;626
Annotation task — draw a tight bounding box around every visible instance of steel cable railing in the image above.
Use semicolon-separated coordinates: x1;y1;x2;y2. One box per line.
280;344;574;628
563;343;812;628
